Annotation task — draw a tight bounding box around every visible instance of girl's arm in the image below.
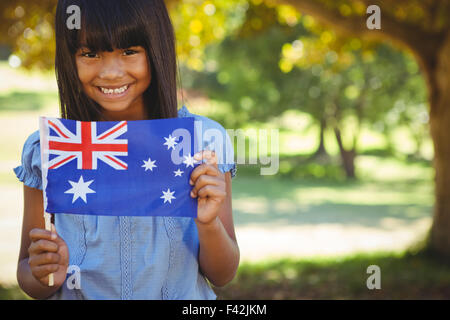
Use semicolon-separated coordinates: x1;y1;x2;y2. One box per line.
190;151;240;287
17;185;69;299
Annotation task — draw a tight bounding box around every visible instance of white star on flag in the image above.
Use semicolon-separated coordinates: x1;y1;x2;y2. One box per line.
183;154;197;168
64;175;96;204
163;134;178;150
142;157;157;171
174;168;184;177
160;188;176;203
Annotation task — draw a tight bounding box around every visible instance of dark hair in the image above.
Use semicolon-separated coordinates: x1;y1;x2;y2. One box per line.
55;0;179;121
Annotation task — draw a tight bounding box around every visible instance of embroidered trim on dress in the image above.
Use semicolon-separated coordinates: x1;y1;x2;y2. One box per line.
162;217;176;299
119;216;132;300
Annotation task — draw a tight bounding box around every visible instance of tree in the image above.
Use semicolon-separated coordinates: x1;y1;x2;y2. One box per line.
273;0;450;260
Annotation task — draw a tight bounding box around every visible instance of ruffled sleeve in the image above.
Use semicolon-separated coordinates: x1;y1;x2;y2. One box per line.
13;130;43;190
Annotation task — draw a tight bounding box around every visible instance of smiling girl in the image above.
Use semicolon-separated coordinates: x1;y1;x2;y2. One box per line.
14;0;239;300
76;44;152;121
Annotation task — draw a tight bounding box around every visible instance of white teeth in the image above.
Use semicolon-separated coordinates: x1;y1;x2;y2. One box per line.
100;85;128;94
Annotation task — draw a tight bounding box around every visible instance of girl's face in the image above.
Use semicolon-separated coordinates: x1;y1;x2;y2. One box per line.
75;46;151;121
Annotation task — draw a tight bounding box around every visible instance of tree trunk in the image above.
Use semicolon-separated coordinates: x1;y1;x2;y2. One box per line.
428;33;450;258
311;116;329;159
334;127;356;179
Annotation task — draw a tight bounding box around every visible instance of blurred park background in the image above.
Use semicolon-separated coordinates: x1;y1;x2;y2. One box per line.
1;0;450;299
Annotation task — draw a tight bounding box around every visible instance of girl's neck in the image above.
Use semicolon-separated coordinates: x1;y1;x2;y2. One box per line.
101;98;149;121
103;109;148;121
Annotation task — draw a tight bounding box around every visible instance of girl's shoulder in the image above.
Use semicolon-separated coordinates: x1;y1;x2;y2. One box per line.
178;105;237;178
178;105;227;133
13;130;42;190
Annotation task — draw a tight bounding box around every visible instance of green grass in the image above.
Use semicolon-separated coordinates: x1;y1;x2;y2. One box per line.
0;90;58;112
213;249;450;299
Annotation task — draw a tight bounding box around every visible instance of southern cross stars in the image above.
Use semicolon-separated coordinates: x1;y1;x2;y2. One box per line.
183;154;198;168
64;175;95;203
163;134;178;150
160;188;176;203
142;157;157;171
139;135;199;206
174;168;184;177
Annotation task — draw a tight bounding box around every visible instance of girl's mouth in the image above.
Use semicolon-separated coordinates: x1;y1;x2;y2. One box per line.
96;84;131;99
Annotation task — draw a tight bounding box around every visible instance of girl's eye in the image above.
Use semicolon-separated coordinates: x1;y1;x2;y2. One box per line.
81;52;98;58
123;49;138;56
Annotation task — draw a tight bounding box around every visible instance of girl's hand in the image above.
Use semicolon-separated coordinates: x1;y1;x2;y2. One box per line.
189;150;226;226
28;224;69;287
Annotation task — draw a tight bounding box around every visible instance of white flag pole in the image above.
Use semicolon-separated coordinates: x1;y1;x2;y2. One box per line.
39;116;54;287
44;213;54;286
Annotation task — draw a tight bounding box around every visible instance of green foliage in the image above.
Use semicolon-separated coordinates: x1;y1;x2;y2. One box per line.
180;2;428;164
0;284;30;300
180;16;308;127
1;0;449;72
170;0;249;70
0;0;56;69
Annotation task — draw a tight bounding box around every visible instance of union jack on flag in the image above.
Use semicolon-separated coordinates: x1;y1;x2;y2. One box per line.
47;119;128;170
39;116;199;218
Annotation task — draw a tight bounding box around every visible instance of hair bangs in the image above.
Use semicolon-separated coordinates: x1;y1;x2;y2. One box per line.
67;0;148;53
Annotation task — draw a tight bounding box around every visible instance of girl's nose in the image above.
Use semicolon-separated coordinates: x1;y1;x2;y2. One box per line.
98;58;126;80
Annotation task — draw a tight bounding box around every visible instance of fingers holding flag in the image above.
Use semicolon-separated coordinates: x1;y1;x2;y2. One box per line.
190;150;224;196
27;225;70;287
189;150;227;225
195;150;218;167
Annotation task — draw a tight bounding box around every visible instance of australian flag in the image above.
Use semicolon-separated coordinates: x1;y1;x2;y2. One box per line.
39;116;199;218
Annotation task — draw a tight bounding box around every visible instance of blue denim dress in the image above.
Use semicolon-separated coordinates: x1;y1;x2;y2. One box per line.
13;105;237;300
